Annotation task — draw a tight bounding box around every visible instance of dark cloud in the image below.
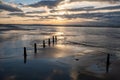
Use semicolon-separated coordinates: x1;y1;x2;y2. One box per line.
63;11;120;19
28;0;120;9
62;11;120;26
0;2;22;12
94;5;120;10
9;14;49;19
8;12;25;16
26;11;46;14
50;6;94;13
28;0;64;8
50;5;120;13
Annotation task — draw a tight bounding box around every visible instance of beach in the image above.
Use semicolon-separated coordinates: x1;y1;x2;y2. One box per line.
0;25;120;80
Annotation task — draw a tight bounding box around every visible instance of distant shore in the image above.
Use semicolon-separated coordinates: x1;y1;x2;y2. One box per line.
0;24;120;28
0;24;34;31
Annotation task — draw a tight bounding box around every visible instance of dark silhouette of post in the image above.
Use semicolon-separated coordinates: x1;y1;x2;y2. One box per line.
24;47;27;57
34;43;37;53
43;40;46;48
48;38;51;46
106;53;110;73
24;47;27;64
52;36;55;45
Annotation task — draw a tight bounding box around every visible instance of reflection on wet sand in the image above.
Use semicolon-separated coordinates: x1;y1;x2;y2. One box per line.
45;69;69;80
24;55;27;64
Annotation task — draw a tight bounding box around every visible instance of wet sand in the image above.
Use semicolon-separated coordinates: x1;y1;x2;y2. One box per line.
0;25;120;80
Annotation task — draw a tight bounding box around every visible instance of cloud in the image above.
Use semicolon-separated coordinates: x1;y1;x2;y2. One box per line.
49;4;120;20
8;12;25;16
0;2;22;12
51;5;120;13
26;11;46;14
11;2;120;23
50;6;94;13
70;0;120;2
47;3;120;26
21;6;48;13
0;0;120;26
64;11;120;26
94;5;120;10
28;0;64;8
63;11;120;19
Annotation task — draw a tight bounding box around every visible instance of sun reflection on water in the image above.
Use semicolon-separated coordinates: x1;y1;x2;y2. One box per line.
55;32;64;36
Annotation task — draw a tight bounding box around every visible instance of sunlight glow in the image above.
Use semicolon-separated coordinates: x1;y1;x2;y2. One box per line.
56;17;64;20
56;11;67;15
55;32;64;35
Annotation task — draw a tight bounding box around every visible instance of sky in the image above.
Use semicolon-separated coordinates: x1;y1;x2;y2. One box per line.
0;0;120;26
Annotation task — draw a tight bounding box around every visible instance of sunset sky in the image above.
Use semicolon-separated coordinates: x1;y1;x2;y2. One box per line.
0;0;120;26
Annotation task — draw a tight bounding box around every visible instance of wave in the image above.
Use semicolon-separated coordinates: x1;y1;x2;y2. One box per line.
67;41;120;51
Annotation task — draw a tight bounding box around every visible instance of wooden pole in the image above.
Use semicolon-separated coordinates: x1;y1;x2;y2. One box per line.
48;38;51;46
43;40;46;48
34;43;37;53
52;36;55;45
106;53;110;73
24;47;27;64
24;47;27;57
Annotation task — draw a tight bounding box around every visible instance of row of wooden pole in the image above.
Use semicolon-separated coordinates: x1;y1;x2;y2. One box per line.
24;47;111;73
23;36;58;63
23;36;111;73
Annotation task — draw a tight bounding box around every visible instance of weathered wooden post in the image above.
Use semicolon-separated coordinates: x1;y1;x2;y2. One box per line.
48;38;51;46
52;36;55;45
24;47;27;64
34;43;37;53
43;40;46;48
106;53;110;73
24;47;27;57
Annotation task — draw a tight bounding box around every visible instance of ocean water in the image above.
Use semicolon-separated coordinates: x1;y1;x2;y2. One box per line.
0;26;120;80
